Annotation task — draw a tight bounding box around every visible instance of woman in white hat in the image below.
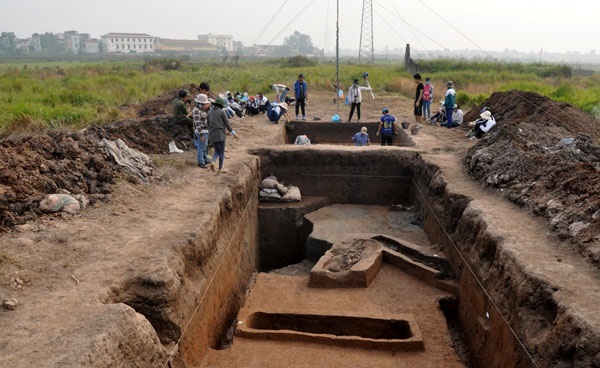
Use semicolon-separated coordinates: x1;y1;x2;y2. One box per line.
467;108;496;140
266;102;290;124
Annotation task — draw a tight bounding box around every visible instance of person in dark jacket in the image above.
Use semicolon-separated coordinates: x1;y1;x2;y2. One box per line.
294;73;308;120
443;81;456;129
208;97;239;174
172;89;194;139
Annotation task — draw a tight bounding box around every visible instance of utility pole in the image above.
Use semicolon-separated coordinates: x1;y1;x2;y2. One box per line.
336;0;340;111
359;0;374;63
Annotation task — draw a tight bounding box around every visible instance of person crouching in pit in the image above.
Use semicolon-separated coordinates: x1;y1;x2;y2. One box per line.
351;126;370;146
208;97;239;174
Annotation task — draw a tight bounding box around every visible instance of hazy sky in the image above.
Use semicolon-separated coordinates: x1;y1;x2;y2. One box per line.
1;0;598;55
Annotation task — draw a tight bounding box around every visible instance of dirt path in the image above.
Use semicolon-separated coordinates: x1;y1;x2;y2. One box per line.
0;91;599;367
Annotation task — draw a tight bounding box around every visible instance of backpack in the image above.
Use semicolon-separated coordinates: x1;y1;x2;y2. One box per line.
423;84;432;101
267;107;278;122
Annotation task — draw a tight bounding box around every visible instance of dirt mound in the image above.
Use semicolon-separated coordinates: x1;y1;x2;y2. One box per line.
132;83;199;118
464;91;600;265
0;132;117;229
0;101;196;232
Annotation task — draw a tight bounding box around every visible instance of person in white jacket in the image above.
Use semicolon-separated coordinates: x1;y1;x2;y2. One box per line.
467;109;496;139
347;78;372;122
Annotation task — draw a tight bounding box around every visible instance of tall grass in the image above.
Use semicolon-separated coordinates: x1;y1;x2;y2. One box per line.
0;59;598;136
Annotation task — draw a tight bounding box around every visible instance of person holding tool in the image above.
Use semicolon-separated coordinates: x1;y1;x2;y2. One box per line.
347;78;372;122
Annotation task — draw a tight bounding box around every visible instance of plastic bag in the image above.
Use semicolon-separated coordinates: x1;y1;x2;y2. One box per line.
331;113;341;123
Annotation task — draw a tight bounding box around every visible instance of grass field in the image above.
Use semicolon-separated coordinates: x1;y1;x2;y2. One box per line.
0;58;598;137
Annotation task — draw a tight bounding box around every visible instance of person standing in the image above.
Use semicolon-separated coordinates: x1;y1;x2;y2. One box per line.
413;74;424;125
351;126;370;146
444;81;457;129
192;94;212;168
422;77;434;120
294;73;308;120
376;108;398;146
347;78;372;122
208;97;239;174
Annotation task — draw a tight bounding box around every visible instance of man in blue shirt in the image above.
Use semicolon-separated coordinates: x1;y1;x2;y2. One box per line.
294;73;308;120
376;108;398;146
351;127;370;146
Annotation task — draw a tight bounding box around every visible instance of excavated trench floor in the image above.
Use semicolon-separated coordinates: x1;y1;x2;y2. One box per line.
201;206;465;368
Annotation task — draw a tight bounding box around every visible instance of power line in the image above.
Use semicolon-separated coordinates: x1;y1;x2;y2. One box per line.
267;0;319;46
374;0;458;58
248;0;290;47
415;0;497;60
242;0;291;57
323;0;331;53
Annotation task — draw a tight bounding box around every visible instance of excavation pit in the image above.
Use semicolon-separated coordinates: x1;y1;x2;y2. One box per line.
89;145;583;368
3;90;598;368
210;146;546;368
236;311;424;350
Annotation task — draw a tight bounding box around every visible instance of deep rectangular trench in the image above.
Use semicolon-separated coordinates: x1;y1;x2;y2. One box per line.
153;143;548;367
247;147;536;368
246;312;414;339
236;311;425;351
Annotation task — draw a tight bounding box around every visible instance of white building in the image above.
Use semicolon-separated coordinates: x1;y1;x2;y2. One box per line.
197;34;233;52
83;39;100;54
30;34;42;51
65;31;90;55
101;33;155;53
15;38;30;51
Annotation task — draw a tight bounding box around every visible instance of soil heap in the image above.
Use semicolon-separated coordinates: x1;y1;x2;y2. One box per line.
463;90;600;266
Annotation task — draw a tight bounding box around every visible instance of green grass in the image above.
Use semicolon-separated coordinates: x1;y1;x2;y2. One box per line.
0;58;598;136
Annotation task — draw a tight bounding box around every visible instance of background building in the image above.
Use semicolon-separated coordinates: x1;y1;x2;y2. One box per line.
154;38;218;54
101;33;155;53
197;34;233;52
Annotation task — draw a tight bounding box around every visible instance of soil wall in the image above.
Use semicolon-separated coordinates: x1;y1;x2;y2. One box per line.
109;156;262;367
413;160;600;368
252;147;416;206
258;197;330;271
284;121;414;146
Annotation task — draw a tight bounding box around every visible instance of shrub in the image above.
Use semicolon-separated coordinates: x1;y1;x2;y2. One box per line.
539;64;572;78
285;55;316;68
